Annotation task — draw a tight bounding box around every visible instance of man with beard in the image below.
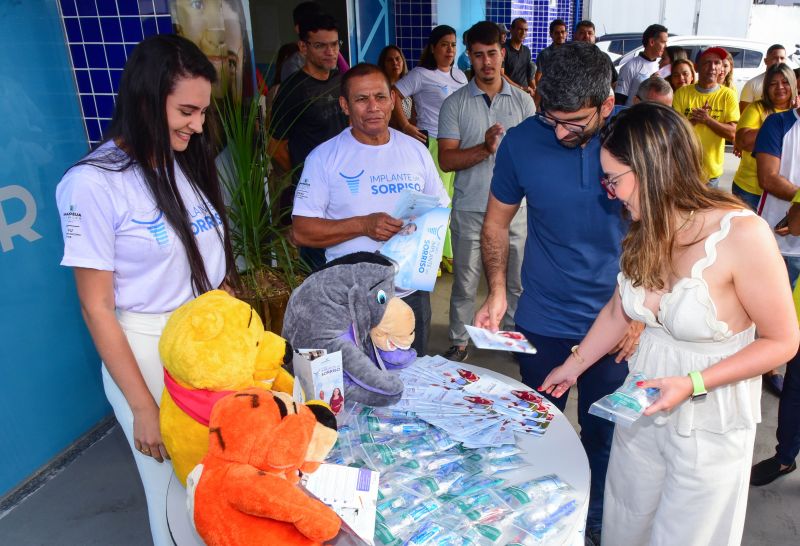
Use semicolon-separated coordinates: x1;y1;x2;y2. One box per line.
573;19;618;86
474;41;642;546
437;21;534;362
269;12;348;270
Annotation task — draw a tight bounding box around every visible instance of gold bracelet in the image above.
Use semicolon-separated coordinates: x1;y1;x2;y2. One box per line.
570;345;585;365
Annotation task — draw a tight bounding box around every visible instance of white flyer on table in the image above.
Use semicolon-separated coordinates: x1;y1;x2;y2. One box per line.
464;325;538;354
303;463;380;545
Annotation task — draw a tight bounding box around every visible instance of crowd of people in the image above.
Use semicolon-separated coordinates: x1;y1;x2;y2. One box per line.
54;2;800;545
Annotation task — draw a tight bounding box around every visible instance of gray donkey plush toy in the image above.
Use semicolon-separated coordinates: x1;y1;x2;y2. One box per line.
282;252;413;406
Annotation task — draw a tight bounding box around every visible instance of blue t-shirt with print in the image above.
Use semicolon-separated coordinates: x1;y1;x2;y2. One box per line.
753;108;800;159
490;112;627;338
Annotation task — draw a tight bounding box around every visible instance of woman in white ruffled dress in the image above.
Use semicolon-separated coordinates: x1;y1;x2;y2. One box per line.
541;103;799;546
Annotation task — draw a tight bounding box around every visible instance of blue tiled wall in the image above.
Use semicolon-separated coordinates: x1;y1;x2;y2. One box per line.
485;0;511;28
530;0;574;60
395;0;436;68
484;0;576;62
509;0;536;52
59;0;173;145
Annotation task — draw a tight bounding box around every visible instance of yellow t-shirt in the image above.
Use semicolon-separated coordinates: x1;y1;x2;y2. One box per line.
673;85;739;180
732;103;789;196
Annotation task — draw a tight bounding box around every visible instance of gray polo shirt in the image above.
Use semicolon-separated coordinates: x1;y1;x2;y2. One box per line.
438;78;535;211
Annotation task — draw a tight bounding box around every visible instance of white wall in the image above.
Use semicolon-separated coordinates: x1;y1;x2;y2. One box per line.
748;5;800;55
587;0;750;37
586;0;660;36
695;0;750;37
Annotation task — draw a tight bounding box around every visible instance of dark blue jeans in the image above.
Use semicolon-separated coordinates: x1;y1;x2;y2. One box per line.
731;182;762;213
776;350;800;466
515;327;629;532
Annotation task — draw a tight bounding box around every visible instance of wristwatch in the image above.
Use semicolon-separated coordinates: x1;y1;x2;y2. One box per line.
688;371;707;401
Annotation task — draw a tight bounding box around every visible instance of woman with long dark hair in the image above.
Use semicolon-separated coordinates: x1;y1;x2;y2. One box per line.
56;35;236;545
541;103;798;545
391;26;467;265
378;44;414;121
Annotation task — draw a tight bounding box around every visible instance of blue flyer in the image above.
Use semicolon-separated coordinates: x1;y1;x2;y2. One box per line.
380;207;451;292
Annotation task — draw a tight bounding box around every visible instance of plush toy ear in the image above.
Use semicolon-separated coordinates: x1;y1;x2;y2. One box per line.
190;310;225;341
302;402;338;468
347;285;371;339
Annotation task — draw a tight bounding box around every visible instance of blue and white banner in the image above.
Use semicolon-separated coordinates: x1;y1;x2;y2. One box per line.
0;0;109;496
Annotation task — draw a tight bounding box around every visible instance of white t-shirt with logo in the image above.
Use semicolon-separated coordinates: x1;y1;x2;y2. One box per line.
292;127;450;262
616;53;660;105
395;66;468;138
56;142;226;313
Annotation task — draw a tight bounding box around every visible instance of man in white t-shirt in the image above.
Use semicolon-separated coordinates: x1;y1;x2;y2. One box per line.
739;44;787;113
615;24;668;106
292;63;450;355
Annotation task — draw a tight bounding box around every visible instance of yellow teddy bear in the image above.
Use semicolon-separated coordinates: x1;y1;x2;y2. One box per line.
159;289;294;485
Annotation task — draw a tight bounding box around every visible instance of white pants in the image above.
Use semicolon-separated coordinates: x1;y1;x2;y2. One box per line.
102;309;174;546
602;415;756;546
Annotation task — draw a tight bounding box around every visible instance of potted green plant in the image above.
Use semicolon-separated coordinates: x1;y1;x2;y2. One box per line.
216;90;307;334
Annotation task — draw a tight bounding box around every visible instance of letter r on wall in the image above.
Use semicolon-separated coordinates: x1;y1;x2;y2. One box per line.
0;185;42;252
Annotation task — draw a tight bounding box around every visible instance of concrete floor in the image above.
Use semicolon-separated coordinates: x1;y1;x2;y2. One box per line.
1;154;798;545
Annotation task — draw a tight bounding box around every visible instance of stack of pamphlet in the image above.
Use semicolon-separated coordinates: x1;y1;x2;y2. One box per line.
393;356;554;448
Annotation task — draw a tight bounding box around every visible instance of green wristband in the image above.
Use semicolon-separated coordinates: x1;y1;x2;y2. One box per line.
688;371;707;400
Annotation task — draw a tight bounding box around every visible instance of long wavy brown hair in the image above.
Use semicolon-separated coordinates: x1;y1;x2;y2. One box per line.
600;103;743;290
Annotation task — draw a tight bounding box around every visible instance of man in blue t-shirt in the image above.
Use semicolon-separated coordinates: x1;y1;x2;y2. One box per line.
475;42;642;545
750;107;800;487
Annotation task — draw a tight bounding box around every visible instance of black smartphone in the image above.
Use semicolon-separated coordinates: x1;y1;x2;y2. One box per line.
775;214;790;231
420;129;429;147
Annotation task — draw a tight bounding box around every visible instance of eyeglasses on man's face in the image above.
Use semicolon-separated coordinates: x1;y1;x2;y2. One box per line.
537;108;599;135
600;169;632;198
305;39;343;51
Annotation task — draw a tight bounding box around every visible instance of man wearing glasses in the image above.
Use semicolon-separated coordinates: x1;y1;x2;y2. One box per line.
474;42;641;546
269;12;348;270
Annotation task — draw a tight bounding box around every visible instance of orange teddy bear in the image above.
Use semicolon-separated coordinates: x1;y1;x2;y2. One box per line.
188;388;341;546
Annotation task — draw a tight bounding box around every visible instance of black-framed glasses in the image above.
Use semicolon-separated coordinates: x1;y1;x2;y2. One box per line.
536;108;600;134
600;169;632;198
304;39;343;51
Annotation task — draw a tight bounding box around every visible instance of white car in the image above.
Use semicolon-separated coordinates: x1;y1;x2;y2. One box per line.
615;36;796;95
595;33;647;63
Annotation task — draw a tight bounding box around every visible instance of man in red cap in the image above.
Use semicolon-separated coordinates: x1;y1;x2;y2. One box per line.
672;47;739;186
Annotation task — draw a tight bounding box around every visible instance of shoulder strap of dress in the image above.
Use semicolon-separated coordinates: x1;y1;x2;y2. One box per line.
691;209;755;279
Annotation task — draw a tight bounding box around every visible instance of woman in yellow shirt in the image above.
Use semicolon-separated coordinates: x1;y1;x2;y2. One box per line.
732;63;797;211
733;63;797;395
